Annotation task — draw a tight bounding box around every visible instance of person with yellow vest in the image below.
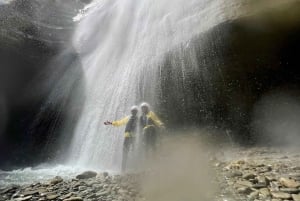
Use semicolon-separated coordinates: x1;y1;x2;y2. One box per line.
140;102;164;157
104;106;138;172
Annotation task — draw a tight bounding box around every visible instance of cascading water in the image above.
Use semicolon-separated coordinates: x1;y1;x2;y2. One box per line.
66;0;249;171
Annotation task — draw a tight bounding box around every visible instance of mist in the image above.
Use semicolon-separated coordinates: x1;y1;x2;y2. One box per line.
138;134;221;201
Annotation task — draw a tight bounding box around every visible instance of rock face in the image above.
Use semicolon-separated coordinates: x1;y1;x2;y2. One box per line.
0;0;86;168
157;0;300;144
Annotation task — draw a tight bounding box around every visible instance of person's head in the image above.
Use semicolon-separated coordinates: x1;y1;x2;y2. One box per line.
130;105;138;116
140;102;150;114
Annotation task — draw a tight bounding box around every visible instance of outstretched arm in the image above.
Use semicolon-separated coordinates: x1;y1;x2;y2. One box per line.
111;116;130;127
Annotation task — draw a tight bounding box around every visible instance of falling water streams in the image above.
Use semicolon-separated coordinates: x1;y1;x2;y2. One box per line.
66;0;248;171
1;0;297;195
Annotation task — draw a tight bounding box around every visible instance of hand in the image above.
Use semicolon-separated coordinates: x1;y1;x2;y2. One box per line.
104;121;112;125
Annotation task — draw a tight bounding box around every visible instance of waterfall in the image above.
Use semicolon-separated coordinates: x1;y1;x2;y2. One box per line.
66;0;244;171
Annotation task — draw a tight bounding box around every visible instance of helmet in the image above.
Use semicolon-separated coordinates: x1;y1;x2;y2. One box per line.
130;106;138;112
140;102;150;109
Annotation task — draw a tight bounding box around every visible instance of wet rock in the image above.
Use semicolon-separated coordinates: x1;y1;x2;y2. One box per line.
50;176;63;185
46;193;59;200
76;171;97;180
236;180;253;188
292;166;300;170
0;185;20;194
279;188;300;194
248;191;259;200
271;191;292;199
257;176;268;185
60;192;73;200
237;187;252;194
259;188;271;199
22;190;39;196
292;194;300;201
63;197;83;201
78;186;87;191
226;170;243;178
279;178;300;188
243;173;256;180
252;183;267;189
96;190;109;197
14;196;32;201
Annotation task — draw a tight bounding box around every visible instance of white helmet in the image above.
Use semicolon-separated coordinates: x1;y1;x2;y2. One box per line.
130;105;138;112
140;102;150;109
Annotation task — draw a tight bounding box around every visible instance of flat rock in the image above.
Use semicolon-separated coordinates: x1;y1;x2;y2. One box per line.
292;194;300;201
279;178;300;188
63;197;83;201
280;188;300;194
237;187;252;194
96;190;109;197
243;173;256;180
271;191;291;199
76;171;97;180
22;190;39;196
14;196;32;201
252;183;267;189
236;180;253;188
226;171;243;178
46;194;59;200
60;192;73;200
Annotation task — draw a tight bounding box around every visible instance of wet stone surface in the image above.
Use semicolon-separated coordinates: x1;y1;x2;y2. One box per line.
1;147;300;201
215;147;300;201
0;172;142;201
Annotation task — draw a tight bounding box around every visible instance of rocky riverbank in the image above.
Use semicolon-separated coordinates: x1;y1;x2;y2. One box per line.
216;147;300;201
1;147;300;201
0;171;142;201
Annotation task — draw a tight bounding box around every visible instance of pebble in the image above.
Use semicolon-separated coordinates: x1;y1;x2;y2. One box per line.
63;197;83;201
292;194;300;201
237;187;252;194
46;193;59;200
14;196;32;201
279;178;300;188
236;180;253;188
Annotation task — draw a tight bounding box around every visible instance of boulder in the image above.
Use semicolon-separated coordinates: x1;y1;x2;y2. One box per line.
76;171;97;180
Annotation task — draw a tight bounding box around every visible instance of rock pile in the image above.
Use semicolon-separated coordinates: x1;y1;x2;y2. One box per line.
0;171;142;201
219;149;300;201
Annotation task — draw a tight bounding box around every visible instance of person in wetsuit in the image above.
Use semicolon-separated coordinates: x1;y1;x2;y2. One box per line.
104;106;138;172
140;102;164;158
